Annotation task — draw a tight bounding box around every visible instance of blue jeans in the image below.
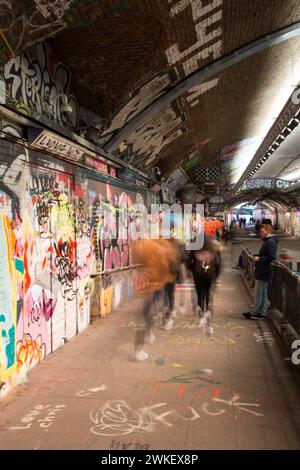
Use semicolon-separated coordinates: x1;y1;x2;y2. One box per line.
251;280;269;316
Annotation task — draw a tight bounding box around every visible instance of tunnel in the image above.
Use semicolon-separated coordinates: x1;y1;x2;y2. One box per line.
0;0;300;454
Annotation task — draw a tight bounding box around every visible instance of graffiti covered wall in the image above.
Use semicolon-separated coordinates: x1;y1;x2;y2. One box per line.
291;211;300;238
0;42;78;127
0;140;146;393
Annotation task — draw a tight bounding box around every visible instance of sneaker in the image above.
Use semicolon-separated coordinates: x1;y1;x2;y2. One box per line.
207;326;214;336
242;312;252;319
170;309;177;319
164;318;174;330
145;332;156;344
249;313;267;321
196;306;203;317
205;310;212;321
136;350;149;361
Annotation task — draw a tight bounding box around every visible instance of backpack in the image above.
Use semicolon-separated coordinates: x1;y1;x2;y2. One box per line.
194;250;215;276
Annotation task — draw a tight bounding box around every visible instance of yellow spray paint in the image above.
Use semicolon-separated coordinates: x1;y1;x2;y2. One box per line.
100;286;114;317
0;213;18;381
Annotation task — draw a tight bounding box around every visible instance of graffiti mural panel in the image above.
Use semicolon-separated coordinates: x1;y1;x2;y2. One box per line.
1;42;78;126
0;139;151;389
87;180;145;318
75;177;93;333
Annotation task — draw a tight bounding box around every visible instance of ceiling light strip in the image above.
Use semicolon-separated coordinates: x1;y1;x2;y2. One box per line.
243;109;300;183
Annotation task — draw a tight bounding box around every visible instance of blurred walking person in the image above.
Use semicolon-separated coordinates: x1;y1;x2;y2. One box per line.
186;234;221;335
132;238;178;361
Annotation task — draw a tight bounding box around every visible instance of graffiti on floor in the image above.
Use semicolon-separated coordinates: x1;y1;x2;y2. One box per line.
145;369;222;398
9;404;66;431
168;335;235;345
124;320;244;331
202;393;263;417
160;369;215;384
76;385;107;397
89;393;263;436
109;440;150;450
224;322;244;330
253;332;275;345
172;363;184;368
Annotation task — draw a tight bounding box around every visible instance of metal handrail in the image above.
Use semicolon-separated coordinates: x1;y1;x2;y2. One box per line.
240;245;300;336
90;264;142;278
241;245;299;278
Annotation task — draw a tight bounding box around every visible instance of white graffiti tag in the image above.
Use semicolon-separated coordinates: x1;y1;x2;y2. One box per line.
0;0;73;56
203;393;264;417
253;332;275;345
90;400;154;436
76;385;107;397
166;0;223;76
89;396;264;436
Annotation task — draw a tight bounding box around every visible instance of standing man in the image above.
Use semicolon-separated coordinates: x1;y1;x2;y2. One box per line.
242;224;278;320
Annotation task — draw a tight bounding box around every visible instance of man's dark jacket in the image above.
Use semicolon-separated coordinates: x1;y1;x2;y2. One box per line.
255;235;278;281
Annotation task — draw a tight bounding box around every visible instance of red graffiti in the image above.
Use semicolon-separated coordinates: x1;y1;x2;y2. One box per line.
23;240;32;293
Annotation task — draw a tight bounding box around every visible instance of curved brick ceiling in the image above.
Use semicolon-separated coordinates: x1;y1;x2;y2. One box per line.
1;0;300;187
224;188;298;210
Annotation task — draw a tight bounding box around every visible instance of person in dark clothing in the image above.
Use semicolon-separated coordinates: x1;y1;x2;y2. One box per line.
255;220;261;236
164;282;176;326
243;224;278;320
222;227;229;246
186;234;221;334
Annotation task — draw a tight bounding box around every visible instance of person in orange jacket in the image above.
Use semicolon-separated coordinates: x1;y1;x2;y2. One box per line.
132;238;179;361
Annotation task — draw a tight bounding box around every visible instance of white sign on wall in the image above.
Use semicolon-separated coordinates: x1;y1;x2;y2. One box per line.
30;130;84;161
162;168;189;203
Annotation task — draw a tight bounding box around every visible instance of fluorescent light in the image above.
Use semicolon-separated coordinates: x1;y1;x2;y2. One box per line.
233;56;300;185
281;168;300;180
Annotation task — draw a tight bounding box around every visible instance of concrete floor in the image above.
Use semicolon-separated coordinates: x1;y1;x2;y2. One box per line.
1;246;300;450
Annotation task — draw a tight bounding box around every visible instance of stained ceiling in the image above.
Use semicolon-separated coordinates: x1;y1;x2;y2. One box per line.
1;0;300;192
